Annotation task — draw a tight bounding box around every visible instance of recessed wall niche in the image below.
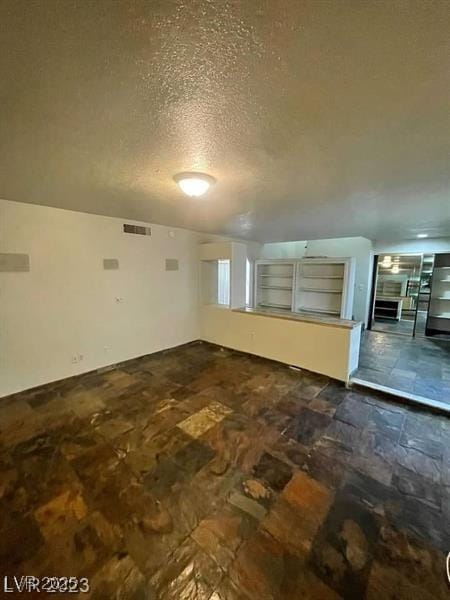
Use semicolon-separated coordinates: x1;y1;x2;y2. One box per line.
0;253;30;272
165;259;179;271
103;258;119;270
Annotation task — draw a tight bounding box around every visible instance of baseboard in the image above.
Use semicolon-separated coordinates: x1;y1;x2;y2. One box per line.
0;339;202;401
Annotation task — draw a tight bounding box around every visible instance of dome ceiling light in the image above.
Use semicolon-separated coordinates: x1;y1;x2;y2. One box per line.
174;172;216;197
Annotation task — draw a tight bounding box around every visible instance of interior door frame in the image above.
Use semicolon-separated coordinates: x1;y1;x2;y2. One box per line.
368;252;424;337
411;253;425;337
367;254;379;331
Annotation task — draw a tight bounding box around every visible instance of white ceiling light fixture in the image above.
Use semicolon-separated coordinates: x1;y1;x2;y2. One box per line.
174;172;216;197
391;265;400;274
380;255;392;267
417;233;428;238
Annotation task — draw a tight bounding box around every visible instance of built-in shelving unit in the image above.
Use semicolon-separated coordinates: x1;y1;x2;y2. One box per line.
376;280;403;297
294;258;355;319
254;261;295;311
374;298;402;320
426;254;450;336
254;258;355;319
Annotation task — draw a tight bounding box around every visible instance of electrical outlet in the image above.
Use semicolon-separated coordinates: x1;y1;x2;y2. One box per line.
71;355;78;364
78;354;84;362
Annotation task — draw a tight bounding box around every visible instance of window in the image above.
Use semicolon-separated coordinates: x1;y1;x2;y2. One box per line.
217;259;230;306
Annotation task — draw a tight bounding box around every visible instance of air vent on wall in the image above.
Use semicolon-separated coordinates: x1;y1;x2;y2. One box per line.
123;224;151;236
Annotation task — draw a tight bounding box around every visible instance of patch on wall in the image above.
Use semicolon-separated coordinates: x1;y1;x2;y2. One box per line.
123;224;151;236
165;259;179;271
103;258;119;270
0;253;30;272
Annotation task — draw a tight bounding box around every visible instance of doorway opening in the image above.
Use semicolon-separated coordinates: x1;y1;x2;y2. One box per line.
369;253;433;338
353;252;450;411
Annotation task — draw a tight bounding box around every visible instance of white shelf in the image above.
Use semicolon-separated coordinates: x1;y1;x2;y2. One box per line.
259;274;293;278
295;259;351;318
260;285;292;290
300;307;340;315
300;288;342;294
301;275;343;279
259;302;291;309
255;261;295;312
255;258;354;320
426;253;450;335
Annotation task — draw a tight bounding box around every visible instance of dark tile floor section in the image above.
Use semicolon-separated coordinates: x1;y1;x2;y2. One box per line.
0;341;449;599
371;309;428;337
355;330;450;404
371;317;415;336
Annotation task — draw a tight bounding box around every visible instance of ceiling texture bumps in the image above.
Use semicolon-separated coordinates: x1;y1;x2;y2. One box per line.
0;0;449;241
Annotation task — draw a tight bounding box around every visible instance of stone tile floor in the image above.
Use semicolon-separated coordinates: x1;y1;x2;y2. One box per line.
371;317;415;336
0;341;449;599
371;308;427;337
355;330;450;405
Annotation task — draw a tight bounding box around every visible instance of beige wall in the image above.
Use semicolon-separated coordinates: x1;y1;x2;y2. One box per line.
2;197;367;396
0;200;203;397
201;305;361;382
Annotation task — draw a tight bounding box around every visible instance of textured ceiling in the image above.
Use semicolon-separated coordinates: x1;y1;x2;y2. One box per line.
0;0;449;242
